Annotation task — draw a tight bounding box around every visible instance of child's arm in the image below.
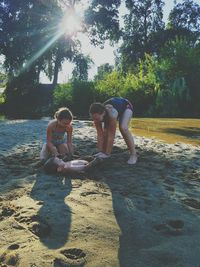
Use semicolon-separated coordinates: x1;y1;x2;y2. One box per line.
94;121;104;151
46;123;59;156
102;107;118;155
66;124;74;155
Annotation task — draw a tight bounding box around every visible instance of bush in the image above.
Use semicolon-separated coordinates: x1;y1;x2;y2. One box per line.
53;83;73;110
53;81;95;117
71;80;95;117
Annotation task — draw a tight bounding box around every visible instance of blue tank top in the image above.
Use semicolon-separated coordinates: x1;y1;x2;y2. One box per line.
104;97;132;117
52;131;66;146
51;122;66;146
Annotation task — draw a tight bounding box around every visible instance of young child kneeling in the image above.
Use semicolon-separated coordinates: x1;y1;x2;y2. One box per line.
44;156;101;174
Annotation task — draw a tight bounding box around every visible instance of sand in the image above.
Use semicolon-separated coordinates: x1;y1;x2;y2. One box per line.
0;119;200;267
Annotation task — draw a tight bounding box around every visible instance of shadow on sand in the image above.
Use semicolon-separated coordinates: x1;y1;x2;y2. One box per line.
30;174;72;249
0;119;200;266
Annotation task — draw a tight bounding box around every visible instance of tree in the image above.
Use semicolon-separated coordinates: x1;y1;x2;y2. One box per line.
72;53;93;81
0;0;88;115
157;36;200;116
51;37;77;85
147;27;195;57
168;0;200;34
95;70;124;101
0;0;61;79
140;0;200;64
94;63;114;81
84;0;121;46
118;0;165;72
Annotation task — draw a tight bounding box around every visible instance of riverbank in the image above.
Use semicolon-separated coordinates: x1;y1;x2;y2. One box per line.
131;118;200;146
0;119;200;267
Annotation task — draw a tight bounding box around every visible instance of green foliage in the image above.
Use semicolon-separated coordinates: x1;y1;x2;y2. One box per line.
84;0;121;45
72;53;93;81
53;83;73;109
122;54;159;115
156;37;200;116
71;80;95;116
95;71;124;101
53;80;95;117
93;55;159;115
0;93;5;105
0;0;200;118
3;72;40;118
0;73;7;86
118;0;165;71
94;63;114;81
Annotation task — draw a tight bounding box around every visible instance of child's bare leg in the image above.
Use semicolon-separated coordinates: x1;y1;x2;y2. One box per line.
119;109;137;164
58;143;72;159
58;143;69;155
40;143;59;163
40;143;50;161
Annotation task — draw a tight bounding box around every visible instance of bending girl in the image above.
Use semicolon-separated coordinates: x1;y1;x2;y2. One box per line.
89;97;137;164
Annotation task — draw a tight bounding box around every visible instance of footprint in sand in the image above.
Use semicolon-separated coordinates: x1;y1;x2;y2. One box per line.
54;248;86;267
14;213;51;238
0;242;20;266
0;251;20;267
0;204;18;220
29;220;51;238
182;198;200;210
8;244;20;250
153;219;184;236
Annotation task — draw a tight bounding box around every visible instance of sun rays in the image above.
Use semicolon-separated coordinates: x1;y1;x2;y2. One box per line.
19;8;82;76
59;12;82;36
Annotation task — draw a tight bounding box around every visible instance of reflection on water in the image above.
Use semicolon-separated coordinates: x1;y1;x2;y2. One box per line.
131;118;200;146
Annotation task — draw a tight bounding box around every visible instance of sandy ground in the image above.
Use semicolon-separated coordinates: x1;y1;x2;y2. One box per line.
0;119;200;267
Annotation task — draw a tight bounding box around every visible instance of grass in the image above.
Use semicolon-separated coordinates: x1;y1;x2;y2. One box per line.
131;118;200;146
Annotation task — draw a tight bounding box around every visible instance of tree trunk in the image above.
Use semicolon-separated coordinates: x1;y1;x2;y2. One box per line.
53;57;59;85
53;50;62;85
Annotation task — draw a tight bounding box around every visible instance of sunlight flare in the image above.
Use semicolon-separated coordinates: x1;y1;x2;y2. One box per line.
59;13;81;36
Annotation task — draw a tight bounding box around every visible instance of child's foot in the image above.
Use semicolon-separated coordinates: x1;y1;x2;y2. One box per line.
127;154;137;165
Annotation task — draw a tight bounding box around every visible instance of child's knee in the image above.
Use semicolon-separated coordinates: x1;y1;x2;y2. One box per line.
40;143;49;160
119;125;129;134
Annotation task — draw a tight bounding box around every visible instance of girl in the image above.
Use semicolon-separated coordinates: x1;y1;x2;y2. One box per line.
89;97;137;164
40;107;74;161
43;156;102;174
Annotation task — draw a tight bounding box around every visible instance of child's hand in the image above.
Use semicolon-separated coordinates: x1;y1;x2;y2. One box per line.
50;146;59;157
57;164;65;172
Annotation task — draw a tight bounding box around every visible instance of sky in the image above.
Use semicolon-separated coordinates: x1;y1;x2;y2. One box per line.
15;0;199;83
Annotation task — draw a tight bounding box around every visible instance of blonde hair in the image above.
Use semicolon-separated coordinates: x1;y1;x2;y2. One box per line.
54;107;73;121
